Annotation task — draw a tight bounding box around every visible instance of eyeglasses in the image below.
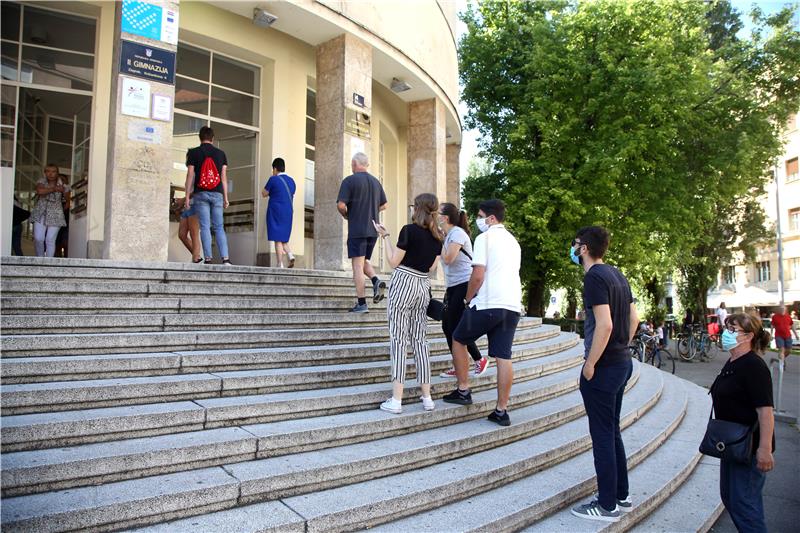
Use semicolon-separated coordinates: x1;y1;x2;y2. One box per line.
724;324;743;333
571;239;583;247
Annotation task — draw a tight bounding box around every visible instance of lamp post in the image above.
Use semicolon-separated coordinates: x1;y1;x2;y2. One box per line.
775;163;785;306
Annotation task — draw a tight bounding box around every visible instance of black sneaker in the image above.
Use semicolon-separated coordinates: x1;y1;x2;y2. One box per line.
442;388;472;405
487;409;510;426
373;279;386;303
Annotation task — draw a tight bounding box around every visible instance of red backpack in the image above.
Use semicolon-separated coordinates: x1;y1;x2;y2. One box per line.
197;156;220;190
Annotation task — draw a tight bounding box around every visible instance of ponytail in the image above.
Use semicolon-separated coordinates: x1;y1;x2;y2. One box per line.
440;202;471;238
728;312;772;355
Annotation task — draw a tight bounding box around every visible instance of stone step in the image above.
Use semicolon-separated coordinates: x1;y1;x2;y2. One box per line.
0;331;574;415
523;380;708;532
3;315;531;358
0;322;551;384
0;362;657;532
2;366;620;496
1;361;635;497
634;456;723;533
0;344;583;452
1;311;393;335
365;372;699;533
0;326;548;384
0;295;390;315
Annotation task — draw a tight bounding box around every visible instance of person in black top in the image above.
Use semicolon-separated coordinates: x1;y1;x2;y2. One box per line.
713;312;774;533
337;152;388;313
184;126;230;264
373;193;442;414
569;226;639;523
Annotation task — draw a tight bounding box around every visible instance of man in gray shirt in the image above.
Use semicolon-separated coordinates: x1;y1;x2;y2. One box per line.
336;152;388;313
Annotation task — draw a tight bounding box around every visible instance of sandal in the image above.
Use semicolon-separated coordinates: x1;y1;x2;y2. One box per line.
192;258;203;263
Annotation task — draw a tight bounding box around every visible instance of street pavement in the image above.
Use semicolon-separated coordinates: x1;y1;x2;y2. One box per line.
669;346;799;533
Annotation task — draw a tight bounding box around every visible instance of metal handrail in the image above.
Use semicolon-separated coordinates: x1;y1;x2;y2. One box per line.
768;356;786;414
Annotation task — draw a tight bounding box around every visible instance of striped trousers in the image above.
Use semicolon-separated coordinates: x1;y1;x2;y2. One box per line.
387;266;431;384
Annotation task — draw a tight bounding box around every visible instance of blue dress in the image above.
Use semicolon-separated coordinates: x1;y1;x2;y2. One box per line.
265;173;296;243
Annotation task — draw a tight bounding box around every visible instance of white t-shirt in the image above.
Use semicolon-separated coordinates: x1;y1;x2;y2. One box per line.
716;307;728;326
471;224;522;313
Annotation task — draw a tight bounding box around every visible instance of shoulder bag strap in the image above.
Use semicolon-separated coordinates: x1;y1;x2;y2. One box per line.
276;174;293;199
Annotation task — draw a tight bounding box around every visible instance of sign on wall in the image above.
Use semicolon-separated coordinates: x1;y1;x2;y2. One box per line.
344;109;371;140
120;77;151;118
120;40;175;85
121;0;179;45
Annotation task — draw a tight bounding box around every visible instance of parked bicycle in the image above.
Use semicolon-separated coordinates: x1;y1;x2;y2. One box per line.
677;324;721;362
631;332;675;374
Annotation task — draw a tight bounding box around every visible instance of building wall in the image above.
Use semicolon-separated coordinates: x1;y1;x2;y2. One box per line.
708;110;800;312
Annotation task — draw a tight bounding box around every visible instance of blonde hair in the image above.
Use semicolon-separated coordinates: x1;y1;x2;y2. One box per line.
412;193;443;241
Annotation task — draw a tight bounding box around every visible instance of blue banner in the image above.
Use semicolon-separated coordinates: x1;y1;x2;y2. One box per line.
121;0;163;42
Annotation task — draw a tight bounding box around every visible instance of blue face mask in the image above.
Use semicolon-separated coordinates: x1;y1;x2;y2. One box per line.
721;329;740;351
569;245;581;265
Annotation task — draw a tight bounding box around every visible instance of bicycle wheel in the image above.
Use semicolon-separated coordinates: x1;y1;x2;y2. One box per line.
647;349;662;370
660;348;675;374
677;336;694;361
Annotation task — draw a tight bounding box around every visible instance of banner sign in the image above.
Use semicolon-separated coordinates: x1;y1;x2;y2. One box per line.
120;40;175;85
121;0;179;45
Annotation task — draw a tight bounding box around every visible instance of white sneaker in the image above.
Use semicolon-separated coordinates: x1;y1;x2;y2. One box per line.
421;396;435;411
380;397;402;414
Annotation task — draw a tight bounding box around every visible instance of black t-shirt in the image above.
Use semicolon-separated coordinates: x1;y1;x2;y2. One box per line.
396;223;441;272
711;351;775;452
583;263;634;366
186;143;227;194
337;172;387;239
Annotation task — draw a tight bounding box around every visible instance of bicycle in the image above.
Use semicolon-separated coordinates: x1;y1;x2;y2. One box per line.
696;331;721;361
631;332;675;374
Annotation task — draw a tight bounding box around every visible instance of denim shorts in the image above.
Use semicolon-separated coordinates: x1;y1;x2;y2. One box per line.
775;336;792;349
453;306;521;359
181;204;196;219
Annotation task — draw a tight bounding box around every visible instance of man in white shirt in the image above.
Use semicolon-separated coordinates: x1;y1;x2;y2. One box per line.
716;302;728;331
443;199;522;426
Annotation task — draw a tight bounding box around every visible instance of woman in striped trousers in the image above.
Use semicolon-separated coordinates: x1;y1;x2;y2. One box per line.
373;193;443;414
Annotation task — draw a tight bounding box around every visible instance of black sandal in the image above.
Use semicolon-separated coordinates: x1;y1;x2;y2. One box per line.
192;258;203;263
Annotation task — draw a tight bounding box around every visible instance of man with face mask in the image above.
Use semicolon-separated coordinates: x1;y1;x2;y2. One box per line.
443;199;522;427
569;226;639;523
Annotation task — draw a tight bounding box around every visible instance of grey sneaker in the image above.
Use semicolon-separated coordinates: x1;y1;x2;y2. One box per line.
349;303;369;313
372;279;386;303
592;493;632;513
570;500;620;522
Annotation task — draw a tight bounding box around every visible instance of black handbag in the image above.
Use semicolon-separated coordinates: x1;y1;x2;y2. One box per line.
427;288;444;321
699;408;755;464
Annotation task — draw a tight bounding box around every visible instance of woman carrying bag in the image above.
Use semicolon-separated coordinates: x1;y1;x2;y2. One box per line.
706;313;774;533
373;193;442;414
437;202;489;378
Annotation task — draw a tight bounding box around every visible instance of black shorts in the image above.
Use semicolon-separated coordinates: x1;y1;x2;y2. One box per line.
347;236;377;259
453;307;521;359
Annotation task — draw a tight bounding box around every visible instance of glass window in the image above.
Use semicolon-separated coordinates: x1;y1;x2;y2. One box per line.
210;86;258;126
1;85;15;126
786;157;799;183
306;88;316;118
791;258;800;280
211;121;256;167
756;261;770;282
305;147;315;162
1;128;14;167
723;266;735;285
2;43;19;81
21;46;94;90
176;45;209;81
305;116;315;147
789;208;800;232
212;54;258;95
174;77;209;115
22;5;95;54
46;141;71;169
48;117;73;144
2;2;21;41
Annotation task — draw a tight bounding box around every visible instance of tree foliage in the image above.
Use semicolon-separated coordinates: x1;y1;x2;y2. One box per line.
459;0;800;316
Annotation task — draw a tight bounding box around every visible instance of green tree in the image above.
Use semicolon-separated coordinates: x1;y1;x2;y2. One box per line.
459;0;800;316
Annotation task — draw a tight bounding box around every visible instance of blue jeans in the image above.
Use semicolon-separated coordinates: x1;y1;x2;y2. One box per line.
579;358;633;511
192;191;229;259
720;456;767;533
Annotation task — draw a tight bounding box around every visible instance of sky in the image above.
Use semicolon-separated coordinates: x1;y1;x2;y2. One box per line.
454;0;798;177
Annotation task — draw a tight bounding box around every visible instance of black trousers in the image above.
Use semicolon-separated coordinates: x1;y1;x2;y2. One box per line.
442;282;482;361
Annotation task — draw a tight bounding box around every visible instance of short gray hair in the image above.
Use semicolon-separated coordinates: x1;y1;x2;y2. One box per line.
352;152;369;167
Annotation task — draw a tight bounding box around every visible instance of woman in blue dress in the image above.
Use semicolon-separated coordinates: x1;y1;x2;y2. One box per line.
262;157;296;268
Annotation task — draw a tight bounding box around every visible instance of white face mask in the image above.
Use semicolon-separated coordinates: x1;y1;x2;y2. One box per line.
476;217;489;233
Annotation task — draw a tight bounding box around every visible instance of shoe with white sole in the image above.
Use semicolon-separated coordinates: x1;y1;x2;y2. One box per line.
379;397;402;414
571;500;621;522
420;396;435;411
592;493;632;513
474;357;490;375
439;367;457;378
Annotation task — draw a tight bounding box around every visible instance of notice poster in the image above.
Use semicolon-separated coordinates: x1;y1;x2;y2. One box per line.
120;77;151;118
151;94;172;121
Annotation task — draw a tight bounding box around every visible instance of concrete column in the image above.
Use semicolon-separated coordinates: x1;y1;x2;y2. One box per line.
313;34;372;271
407;98;446;206
102;1;178;261
446;144;461;206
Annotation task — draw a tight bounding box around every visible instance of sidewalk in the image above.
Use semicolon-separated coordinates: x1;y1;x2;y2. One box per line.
670;348;799;533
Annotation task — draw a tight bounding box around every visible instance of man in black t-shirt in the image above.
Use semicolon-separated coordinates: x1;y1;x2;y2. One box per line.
569;226;639;523
337;152;388;313
184;126;230;264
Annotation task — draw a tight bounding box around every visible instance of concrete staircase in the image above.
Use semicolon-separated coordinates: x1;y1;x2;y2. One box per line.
0;257;723;532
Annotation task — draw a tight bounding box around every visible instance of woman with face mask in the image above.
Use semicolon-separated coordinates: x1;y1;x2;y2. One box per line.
373;193;443;414
436;203;489;378
712;313;775;532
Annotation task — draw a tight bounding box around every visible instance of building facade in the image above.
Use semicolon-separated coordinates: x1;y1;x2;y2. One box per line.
707;110;800;314
0;0;462;270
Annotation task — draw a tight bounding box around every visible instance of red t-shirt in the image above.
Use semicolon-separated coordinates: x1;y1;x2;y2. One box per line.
772;313;793;338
